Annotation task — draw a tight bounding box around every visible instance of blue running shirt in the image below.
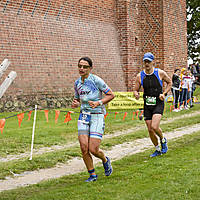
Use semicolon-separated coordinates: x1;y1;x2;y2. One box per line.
140;68;163;97
74;73;110;114
140;68;162;87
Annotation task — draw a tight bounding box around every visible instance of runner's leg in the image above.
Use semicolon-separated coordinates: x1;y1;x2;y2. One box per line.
78;135;94;171
151;114;164;140
145;120;159;146
89;138;107;163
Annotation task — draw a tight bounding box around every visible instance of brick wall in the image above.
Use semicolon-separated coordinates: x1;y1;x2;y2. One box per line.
116;0;187;91
162;0;188;75
0;0;187;110
116;0;143;91
0;0;127;110
140;0;164;69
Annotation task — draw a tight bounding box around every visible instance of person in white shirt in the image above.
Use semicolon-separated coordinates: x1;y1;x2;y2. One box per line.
187;71;195;108
180;69;190;109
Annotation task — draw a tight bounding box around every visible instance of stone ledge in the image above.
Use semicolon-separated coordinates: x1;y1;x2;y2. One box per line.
0;94;73;112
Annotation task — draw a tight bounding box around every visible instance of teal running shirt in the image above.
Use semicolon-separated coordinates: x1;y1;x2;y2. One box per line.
74;73;110;114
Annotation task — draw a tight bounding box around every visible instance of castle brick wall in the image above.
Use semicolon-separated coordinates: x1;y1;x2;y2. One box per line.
0;0;187;111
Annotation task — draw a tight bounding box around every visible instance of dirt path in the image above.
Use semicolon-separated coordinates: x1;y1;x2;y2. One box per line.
1;123;200;192
1;110;200;163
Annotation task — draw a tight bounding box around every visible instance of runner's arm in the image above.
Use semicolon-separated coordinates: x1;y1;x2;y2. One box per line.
134;73;141;100
159;70;172;100
88;90;115;109
71;98;80;108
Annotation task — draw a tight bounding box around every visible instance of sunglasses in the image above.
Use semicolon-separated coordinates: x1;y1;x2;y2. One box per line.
78;64;91;69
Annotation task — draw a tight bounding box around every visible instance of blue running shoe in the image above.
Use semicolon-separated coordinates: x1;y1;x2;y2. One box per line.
161;137;168;154
103;156;113;176
150;150;162;158
85;175;98;182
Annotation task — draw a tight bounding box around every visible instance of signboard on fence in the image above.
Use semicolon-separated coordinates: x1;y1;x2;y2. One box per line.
107;92;144;109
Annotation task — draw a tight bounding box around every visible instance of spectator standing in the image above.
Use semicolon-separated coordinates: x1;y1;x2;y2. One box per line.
171;69;181;112
179;68;185;109
188;71;195;108
196;62;200;74
191;64;197;75
180;69;190;109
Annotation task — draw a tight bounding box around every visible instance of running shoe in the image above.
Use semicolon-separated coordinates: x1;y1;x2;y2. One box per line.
179;105;184;110
150;150;162;157
103;156;113;176
85;175;98;182
161;137;168;154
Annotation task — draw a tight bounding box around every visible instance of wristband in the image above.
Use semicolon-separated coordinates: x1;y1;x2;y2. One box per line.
98;100;103;106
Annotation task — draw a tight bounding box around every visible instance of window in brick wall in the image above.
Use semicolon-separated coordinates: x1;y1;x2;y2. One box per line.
56;4;64;21
17;0;25;15
31;0;39;17
44;0;51;19
3;0;10;13
135;37;138;46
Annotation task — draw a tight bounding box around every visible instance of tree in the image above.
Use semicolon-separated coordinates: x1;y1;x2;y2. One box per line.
187;0;200;62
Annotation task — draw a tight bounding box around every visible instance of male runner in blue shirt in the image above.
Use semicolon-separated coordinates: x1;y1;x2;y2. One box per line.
134;52;172;157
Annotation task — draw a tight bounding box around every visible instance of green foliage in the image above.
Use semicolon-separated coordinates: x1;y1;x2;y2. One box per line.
194;85;200;96
187;0;200;61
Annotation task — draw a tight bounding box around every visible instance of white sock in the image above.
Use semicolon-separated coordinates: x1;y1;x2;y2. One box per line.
155;145;160;152
161;138;165;143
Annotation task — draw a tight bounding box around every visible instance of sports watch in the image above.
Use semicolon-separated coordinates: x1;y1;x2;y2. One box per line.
98;100;103;106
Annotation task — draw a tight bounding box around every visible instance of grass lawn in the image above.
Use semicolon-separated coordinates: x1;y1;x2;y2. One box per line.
0;102;199;157
0;131;200;200
0;103;199;179
0;90;200;199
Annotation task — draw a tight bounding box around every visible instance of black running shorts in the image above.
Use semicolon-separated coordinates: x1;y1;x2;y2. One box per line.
143;100;164;120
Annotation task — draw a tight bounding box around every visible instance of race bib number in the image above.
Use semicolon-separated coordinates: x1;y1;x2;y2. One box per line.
78;111;91;124
146;96;156;105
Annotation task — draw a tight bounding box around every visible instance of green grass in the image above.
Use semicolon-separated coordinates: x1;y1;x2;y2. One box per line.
0;107;145;157
0;104;199;180
194;85;200;96
0;102;199;154
0;109;80;157
1;131;200;200
0;146;81;179
0;102;199;199
102;112;200;149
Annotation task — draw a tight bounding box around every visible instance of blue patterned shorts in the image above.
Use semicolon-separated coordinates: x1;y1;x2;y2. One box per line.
78;113;105;140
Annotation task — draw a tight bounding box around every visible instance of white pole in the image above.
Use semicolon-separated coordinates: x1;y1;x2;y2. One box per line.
0;58;10;78
29;105;37;160
0;71;17;98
